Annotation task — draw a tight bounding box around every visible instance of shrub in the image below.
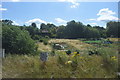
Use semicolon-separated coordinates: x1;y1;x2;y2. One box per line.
43;40;48;45
50;50;55;56
2;24;37;54
65;50;71;55
39;39;43;42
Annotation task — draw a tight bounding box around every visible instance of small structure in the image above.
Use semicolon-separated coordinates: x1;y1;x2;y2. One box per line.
40;52;48;62
40;52;48;68
39;30;51;37
2;49;5;58
53;43;65;50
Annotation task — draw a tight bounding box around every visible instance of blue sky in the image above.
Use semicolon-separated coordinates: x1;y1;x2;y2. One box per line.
1;1;118;28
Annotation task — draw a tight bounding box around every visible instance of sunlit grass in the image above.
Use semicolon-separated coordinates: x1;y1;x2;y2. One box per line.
2;39;119;78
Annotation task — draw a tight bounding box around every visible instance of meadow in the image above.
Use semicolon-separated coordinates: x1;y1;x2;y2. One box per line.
2;38;119;78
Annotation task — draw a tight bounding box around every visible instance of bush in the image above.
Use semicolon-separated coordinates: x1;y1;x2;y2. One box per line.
39;39;43;42
39;37;49;45
43;40;48;45
2;24;37;54
50;50;55;56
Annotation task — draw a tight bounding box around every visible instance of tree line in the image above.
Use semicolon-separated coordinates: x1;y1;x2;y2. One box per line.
1;19;120;54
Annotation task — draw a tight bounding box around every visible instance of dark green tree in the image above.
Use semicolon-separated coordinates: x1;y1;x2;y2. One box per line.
2;19;13;25
31;23;37;28
2;24;37;54
106;21;120;37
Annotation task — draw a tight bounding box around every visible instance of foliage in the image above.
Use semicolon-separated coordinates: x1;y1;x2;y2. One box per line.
2;24;37;54
2;38;118;78
31;23;37;28
106;21;120;38
25;26;40;39
2;19;13;25
83;40;102;44
56;20;102;39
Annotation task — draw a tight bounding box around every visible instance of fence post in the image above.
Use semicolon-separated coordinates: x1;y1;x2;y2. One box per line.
2;49;5;58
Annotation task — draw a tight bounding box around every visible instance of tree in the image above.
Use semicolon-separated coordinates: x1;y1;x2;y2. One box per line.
56;25;66;38
64;20;85;38
87;24;92;27
2;19;13;25
93;26;106;38
25;26;39;39
106;21;120;37
31;23;37;28
40;23;46;29
2;24;37;54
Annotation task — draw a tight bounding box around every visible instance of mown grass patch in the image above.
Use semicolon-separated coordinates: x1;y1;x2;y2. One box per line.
83;40;102;44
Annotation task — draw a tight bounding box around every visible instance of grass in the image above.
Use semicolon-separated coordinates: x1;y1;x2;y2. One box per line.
0;58;2;79
49;39;93;51
83;40;102;44
2;39;119;78
37;42;52;52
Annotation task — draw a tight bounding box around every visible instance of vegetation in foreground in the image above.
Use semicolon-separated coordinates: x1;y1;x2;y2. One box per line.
1;19;119;78
2;39;119;78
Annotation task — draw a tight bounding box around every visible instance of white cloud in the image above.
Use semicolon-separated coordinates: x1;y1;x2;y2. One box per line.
26;18;47;24
88;19;96;21
0;5;7;11
97;8;118;21
11;0;20;2
12;21;19;26
59;0;80;8
97;15;118;21
0;8;7;11
97;8;115;16
55;18;67;24
89;23;97;25
89;8;119;22
26;18;47;28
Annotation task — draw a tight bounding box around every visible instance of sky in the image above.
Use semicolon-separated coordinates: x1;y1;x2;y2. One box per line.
0;0;119;28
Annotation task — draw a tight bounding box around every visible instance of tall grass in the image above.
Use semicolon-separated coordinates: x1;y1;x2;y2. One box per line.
2;39;119;78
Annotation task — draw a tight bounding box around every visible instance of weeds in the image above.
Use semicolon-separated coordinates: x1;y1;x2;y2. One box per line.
2;39;118;78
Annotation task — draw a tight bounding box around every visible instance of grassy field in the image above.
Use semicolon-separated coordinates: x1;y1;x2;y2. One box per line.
2;39;119;78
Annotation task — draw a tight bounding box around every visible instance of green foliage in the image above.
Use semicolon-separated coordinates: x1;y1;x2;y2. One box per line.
50;50;55;56
84;40;102;44
32;35;41;40
40;23;56;30
106;21;120;38
43;40;48;45
56;20;102;39
39;37;49;45
2;24;37;54
2;19;13;25
31;23;37;28
25;26;40;39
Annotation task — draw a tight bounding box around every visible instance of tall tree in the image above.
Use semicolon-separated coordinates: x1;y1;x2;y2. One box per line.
31;23;37;28
106;21;120;37
2;19;13;25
